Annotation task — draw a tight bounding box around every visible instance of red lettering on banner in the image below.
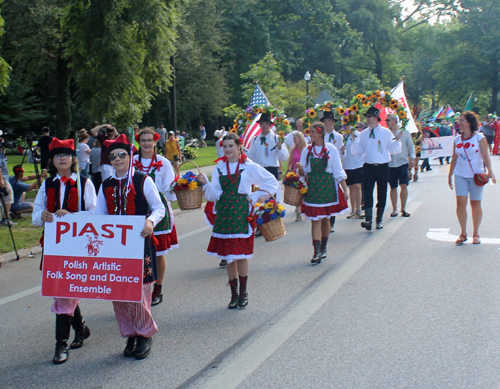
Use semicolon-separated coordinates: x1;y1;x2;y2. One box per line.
78;223;99;237
116;225;133;245
56;222;70;244
73;222;77;237
101;224;115;239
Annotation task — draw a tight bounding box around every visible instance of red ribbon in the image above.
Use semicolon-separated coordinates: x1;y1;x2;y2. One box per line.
60;176;75;185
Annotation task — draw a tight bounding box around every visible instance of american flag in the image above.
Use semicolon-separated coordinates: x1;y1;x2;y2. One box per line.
243;84;271;150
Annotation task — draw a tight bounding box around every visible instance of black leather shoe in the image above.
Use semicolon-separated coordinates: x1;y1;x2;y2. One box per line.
228;279;239;309
361;221;372;231
311;242;321;264
219;259;227;267
376;221;384;229
134;336;152;360
238;292;248;308
320;247;327;259
123;336;137;357
70;324;90;349
151;284;163;306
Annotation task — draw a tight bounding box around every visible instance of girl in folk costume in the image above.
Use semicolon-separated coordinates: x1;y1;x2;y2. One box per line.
198;133;278;309
133;127;178;306
96;134;165;360
33;138;96;364
296;122;348;264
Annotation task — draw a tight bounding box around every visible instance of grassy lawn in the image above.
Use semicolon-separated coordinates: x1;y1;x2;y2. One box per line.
182;146;217;169
0;216;42;253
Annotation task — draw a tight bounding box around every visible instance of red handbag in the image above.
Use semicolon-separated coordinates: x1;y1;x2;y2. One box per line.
462;135;489;186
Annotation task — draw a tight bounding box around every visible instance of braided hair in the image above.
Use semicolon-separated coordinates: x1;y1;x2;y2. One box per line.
306;122;329;169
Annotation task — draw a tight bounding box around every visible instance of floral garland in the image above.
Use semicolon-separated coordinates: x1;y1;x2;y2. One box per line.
46;188;58;213
351;90;409;130
230;104;292;136
302;101;336;131
46;182;79;213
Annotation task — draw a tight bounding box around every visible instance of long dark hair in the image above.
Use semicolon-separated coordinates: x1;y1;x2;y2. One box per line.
306;122;328;169
48;157;78;177
461;111;479;133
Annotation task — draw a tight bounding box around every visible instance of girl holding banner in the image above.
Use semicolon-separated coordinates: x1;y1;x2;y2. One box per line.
133;128;178;306
96;134;165;360
33;138;97;364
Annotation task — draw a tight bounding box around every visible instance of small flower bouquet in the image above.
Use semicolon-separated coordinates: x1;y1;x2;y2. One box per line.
283;171;307;206
170;171;200;192
249;194;286;242
253;199;286;226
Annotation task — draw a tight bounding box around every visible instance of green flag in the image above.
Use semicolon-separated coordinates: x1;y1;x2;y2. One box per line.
464;93;473;111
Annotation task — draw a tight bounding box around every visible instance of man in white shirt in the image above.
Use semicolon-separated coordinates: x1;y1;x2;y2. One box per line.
322;110;345;232
351;106;402;230
387;113;415;218
248;113;289;181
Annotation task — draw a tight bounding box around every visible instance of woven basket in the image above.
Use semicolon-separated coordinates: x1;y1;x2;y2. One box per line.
255;189;286;242
175;161;203;210
283;185;303;206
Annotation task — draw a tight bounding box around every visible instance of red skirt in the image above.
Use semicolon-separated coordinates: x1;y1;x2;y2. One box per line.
204;201;216;227
207;234;255;263
155;224;179;256
301;186;349;220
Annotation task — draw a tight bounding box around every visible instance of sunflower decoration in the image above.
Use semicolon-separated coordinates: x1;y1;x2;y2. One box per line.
307;109;317;118
349;89;410;132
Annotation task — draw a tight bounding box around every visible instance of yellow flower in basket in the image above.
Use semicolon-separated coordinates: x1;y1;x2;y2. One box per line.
300;187;308;194
264;202;274;210
178;178;188;185
188;181;198;191
277;204;285;213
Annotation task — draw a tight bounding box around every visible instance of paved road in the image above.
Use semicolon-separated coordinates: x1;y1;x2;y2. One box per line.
2;158;500;388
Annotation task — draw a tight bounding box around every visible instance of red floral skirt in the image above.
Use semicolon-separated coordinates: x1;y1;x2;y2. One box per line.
204;201;216;227
155;224;179;256
207;235;255;263
301;186;348;220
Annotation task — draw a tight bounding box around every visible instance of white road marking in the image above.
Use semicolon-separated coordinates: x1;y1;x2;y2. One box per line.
0;226;212;307
426;228;500;244
201;202;422;389
0;286;41;307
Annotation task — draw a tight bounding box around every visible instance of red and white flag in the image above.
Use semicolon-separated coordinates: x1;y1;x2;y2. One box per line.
378;80;419;133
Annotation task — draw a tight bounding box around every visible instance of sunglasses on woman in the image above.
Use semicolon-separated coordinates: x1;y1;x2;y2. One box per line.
109;151;128;161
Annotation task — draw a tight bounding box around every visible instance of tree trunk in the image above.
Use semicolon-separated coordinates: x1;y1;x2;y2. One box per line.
55;54;71;137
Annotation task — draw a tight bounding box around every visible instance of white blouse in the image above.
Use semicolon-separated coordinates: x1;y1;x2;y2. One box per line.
299;143;347;183
202;159;279;205
133;154;176;202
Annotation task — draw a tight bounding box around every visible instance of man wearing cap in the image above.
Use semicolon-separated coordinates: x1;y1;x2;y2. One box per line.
33;137;96;364
90;124;118;181
247;112;289;181
96;134;165;360
322;111;345;232
351;106;403;230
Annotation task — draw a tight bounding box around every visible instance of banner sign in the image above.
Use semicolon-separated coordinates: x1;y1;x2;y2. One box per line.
421;135;455;159
41;214;145;302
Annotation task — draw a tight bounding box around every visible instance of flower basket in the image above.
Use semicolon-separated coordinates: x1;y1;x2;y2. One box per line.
171;161;203;210
283;185;303;206
282;171;308;206
252;190;286;242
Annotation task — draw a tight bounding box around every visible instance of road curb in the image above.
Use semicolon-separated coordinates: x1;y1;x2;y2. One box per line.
0;245;42;266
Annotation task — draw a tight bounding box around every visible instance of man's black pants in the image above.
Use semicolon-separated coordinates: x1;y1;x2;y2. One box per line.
362;163;389;222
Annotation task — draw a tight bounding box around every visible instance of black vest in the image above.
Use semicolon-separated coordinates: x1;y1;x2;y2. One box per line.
101;171;148;215
44;175;88;211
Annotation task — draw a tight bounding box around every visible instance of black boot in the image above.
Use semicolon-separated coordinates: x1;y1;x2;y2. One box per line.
151;284;163;306
123;336;137;357
376;208;384;229
238;276;248;308
53;314;72;364
219;259;227;267
70;305;90;349
228;279;239;309
329;216;336;233
311;241;321;264
134;336;152;359
320;237;328;259
361;208;372;231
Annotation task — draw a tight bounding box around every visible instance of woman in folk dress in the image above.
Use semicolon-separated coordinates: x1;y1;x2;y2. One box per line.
198;133;278;309
297;122;348;264
133;127;178;306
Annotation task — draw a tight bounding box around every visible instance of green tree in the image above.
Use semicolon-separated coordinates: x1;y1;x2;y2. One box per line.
0;4;10;92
